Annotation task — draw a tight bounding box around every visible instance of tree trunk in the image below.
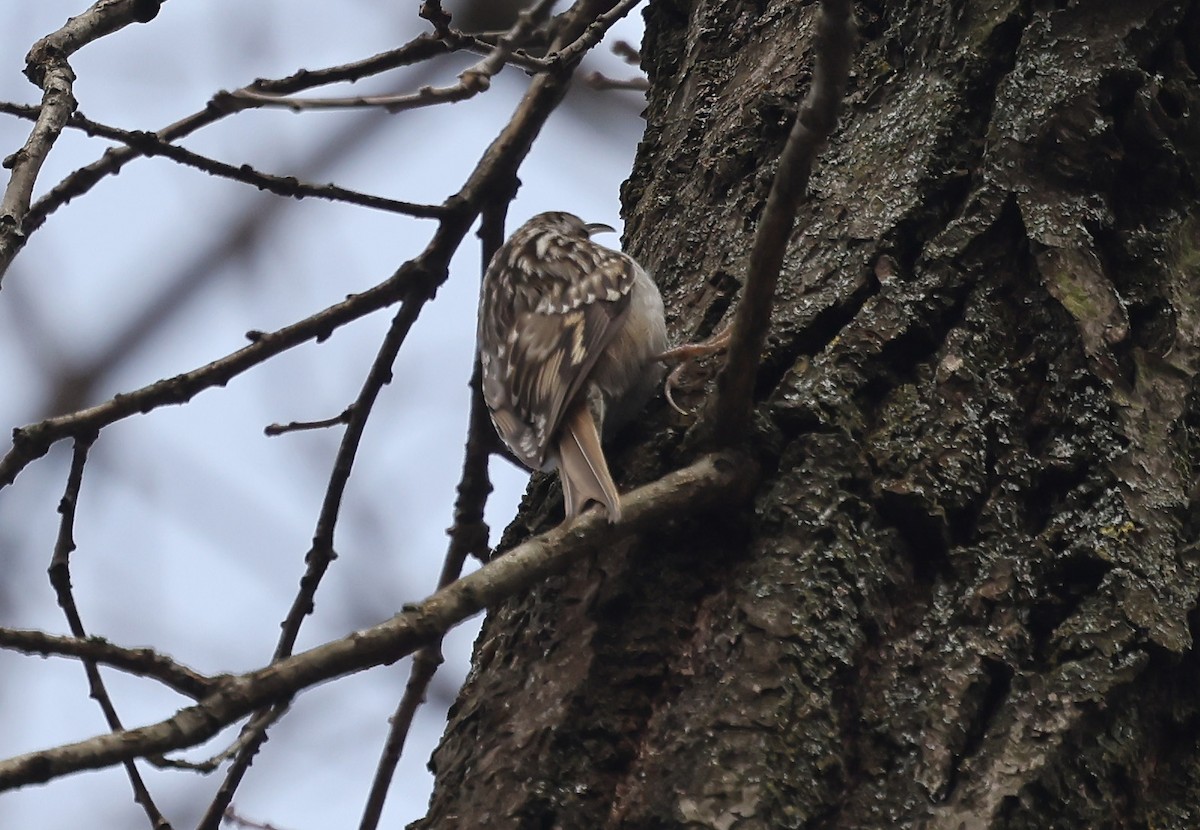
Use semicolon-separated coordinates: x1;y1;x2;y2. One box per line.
417;1;1200;827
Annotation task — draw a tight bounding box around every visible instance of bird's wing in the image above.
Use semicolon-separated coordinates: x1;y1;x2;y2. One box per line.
480;232;637;468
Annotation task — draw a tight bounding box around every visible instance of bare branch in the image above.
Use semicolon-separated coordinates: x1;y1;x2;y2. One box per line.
442;30;556;74
47;438;172;829
240;20;547;88
0;451;755;792
0;0;169;284
532;0;644;70
290;310;427;652
0;259;431;489
249;35;450;94
4;0;640;265
709;0;856;444
228;0;558;113
0;628;217;700
0;65;74;287
231;0;643;113
0;101;445;218
18;32;459;246
225;77;492;113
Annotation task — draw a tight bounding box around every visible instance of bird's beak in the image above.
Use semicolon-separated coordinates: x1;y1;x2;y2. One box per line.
585;222;616;236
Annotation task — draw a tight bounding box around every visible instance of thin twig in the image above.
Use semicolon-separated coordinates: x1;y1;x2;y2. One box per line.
48;437;172;829
356;199;508;830
146;706;286;772
442;30;556;74
246;25;550;90
250;35;449;94
225;82;478;113
0;101;444;218
532;0;644;70
228;0;638;115
286;304;427;654
264;407;354;437
0;628;217;699
0;451;755;792
708;0;856;444
229;0;557;113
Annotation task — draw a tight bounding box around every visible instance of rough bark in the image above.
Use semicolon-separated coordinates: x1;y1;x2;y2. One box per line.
417;1;1200;827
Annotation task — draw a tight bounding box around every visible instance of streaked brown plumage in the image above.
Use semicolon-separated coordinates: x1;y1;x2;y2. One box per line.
477;211;667;522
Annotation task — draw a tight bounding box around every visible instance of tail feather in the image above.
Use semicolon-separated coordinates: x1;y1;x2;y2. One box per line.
557;403;621;522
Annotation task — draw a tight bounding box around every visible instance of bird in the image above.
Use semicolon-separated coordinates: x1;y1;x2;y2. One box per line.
477;211;668;523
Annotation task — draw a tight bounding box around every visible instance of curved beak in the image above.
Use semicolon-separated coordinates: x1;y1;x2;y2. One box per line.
585;222;616;236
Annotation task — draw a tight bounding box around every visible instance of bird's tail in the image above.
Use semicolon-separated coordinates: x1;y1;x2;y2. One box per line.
557;402;621;522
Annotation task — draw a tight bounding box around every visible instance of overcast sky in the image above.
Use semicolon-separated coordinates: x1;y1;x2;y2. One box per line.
0;2;646;826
